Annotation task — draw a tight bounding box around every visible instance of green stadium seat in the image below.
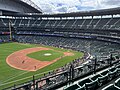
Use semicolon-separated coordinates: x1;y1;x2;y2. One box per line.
100;70;109;76
64;84;80;90
108;70;117;80
115;78;120;88
116;64;120;69
117;68;120;76
109;67;116;72
98;74;108;86
115;55;119;59
102;84;120;90
76;85;86;90
85;80;98;90
11;83;31;90
78;78;92;87
91;74;102;81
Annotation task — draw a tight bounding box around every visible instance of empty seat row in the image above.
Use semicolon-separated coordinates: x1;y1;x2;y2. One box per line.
64;66;120;90
115;78;120;88
102;78;120;90
102;84;120;90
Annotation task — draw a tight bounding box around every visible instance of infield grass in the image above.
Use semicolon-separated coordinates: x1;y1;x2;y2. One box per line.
0;42;84;89
27;50;64;61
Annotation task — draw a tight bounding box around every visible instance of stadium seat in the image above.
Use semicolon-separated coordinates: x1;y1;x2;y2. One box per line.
100;70;109;76
85;80;98;90
78;78;92;87
102;84;120;90
64;84;80;90
91;74;102;81
108;70;117;80
11;83;31;90
109;67;116;72
116;64;120;69
115;78;120;88
116;68;120;76
98;74;108;86
76;85;86;90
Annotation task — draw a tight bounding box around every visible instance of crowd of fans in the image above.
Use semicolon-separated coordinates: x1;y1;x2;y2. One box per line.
0;35;10;43
16;35;120;59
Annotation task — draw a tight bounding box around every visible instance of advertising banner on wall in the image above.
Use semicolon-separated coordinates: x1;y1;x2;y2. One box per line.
2;32;10;35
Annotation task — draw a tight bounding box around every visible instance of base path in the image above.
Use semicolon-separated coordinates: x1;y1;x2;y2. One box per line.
6;47;74;71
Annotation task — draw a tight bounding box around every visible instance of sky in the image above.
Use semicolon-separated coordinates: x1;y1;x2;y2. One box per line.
31;0;120;14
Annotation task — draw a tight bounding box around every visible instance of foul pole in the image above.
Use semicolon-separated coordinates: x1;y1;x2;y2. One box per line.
9;20;12;41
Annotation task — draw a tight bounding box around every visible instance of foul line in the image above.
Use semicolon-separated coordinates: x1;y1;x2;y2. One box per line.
0;69;55;86
2;71;29;84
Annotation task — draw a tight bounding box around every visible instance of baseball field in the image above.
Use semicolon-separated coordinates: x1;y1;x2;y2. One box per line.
0;42;84;89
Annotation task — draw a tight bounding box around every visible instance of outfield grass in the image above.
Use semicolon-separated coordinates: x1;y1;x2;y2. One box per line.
27;50;64;61
0;42;84;89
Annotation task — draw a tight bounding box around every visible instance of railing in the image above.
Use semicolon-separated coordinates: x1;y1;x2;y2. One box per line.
3;53;120;90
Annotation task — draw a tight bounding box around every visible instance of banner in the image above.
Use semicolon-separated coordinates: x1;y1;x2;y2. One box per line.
2;32;10;35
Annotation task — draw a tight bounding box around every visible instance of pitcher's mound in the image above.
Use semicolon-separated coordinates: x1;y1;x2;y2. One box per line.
44;53;52;56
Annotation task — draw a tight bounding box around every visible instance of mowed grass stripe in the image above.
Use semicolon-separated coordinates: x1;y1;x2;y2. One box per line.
0;43;35;82
27;50;64;61
0;42;84;89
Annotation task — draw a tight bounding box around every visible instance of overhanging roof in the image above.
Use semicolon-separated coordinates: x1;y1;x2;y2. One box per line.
20;0;43;13
14;0;42;13
2;7;120;17
0;0;42;14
